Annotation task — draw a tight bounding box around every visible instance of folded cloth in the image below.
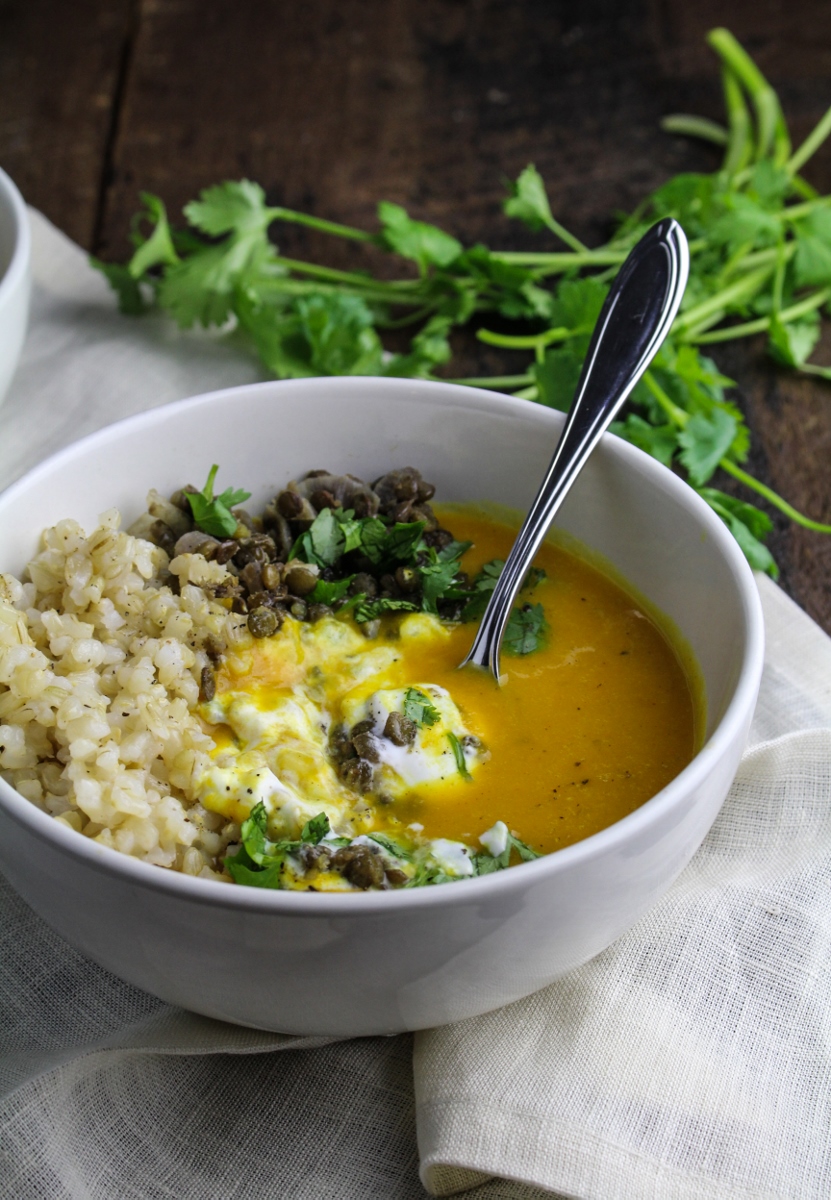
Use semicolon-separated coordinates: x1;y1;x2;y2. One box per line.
416;576;831;1199
1;211;830;1200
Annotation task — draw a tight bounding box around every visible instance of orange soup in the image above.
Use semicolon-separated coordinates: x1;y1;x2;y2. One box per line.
207;506;700;875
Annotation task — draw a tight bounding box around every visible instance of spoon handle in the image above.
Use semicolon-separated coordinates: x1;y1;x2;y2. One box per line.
461;217;689;680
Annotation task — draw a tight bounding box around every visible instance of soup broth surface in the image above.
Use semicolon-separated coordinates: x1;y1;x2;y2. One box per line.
213;506;699;858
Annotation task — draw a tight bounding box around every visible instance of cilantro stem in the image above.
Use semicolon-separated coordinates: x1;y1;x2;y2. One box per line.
778;195;831;223
727;245;793;272
378;305;437;329
255;278;429;306
642;371;688;425
790;176;820;202
268;254;421;291
682;310;727;342
203;463;218;500
672;264;774;332
787;104;831;176
477;326;572;349
690;288;831;344
490;249;626;270
721;65;754;173
800;362;831;379
447;373;535;388
661;114;729;146
708;28;790;163
542;219;589;255
268;206;374;243
772;237;786;315
720;460;831;532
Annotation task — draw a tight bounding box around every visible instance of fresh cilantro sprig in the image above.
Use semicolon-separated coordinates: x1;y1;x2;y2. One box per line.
97;27;831;575
186;464;251;538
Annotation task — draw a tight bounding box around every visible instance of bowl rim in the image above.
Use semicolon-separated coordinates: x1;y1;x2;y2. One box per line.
0;376;765;913
0;166;30;304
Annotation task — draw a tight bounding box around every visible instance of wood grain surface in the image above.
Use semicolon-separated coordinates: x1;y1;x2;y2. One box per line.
2;0;830;630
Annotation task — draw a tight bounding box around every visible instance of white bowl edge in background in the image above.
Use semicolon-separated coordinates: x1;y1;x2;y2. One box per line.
0;166;32;407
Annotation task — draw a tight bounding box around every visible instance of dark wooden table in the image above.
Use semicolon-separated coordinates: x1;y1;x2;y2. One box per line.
2;0;830;631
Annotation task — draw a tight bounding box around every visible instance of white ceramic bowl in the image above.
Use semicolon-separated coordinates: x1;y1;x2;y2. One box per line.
0;167;31;406
0;378;764;1035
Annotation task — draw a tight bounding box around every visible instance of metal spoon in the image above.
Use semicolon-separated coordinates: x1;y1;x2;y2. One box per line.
461;217;689;681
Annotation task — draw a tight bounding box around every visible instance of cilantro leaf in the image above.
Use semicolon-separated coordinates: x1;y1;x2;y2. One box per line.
768;313;821;368
792;209;831;288
548;277;608;338
159;240;259;328
377;201;462;271
678;409;738;486
503;603;548;656
186;464;251;537
308;577;355;606
238;802;271;865
533;344;584;412
639;173;717;238
522;566;547;592
473;827;541;875
225;856;284;888
509;834;541;862
383;522;427;562
612;413;680;466
300;812;330;844
503;165;557;233
296;293;385;376
368;832;413;860
699;488;778;577
184;180;273;236
748;161;791;210
403;688;441;727
90;260;148;315
708;194;781;254
459;560;546;630
356;518;390;565
332;508;365;553
447;731;472;781
128;193;180;277
437;538;473;562
354;597;419;623
418;559;461;612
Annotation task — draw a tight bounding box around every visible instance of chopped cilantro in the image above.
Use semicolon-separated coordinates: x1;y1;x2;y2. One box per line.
403;688;440;727
300;812;331;844
503;603;549;656
368;832;412;860
353;597;419;623
308;576;355;606
186;464;251;538
447;731;472;781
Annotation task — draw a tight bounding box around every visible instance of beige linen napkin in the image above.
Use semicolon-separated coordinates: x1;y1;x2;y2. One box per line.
1;210;830;1199
416;575;831;1199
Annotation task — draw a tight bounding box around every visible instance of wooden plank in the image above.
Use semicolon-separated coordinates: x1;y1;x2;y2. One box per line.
0;0;135;248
